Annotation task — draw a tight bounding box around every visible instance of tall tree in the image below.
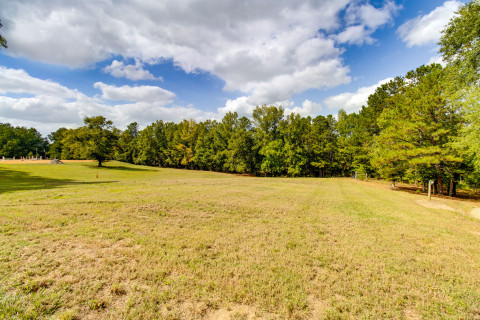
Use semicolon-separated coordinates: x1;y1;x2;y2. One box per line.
194;120;218;171
226;116;255;173
439;0;480;85
252;105;284;173
308;115;338;177
373;64;464;194
135;124;158;166
82;116;118;167
0;123;48;158
456;86;480;172
116;122;139;163
48;127;68;159
282;113;310;177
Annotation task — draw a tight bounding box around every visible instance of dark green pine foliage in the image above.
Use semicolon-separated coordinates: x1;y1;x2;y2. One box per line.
373;64;464;194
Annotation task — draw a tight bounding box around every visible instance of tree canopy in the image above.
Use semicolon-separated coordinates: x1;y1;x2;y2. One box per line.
439;0;480;84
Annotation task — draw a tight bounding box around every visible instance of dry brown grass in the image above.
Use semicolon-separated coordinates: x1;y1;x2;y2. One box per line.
1;161;480;319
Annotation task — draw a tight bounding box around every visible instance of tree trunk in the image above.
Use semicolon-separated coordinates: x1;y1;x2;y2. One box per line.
391;180;395;188
452;175;458;196
435;164;443;195
448;178;454;197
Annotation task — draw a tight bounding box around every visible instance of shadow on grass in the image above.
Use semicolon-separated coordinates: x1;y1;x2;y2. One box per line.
0;167;115;195
85;164;157;172
394;185;480;201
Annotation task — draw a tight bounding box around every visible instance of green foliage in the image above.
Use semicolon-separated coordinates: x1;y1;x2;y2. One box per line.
82;116;119;167
51;116;119;166
134;124;157;166
260;139;284;176
0;123;48;158
48;127;68;159
373;64;464;194
115;122;139;163
0;20;7;49
308;115;338;177
3;0;480;187
439;0;480;85
456;86;480;173
282;113;309;177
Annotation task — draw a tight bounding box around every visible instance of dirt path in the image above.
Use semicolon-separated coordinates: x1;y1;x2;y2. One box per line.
416;199;455;211
471;208;480;220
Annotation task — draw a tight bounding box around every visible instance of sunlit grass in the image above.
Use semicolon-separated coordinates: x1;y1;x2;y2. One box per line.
1;161;480;319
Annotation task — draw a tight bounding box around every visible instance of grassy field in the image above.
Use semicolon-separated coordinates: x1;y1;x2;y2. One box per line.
1;161;480;319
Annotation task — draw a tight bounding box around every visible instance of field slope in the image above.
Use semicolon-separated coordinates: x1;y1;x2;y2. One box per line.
1;161;480;319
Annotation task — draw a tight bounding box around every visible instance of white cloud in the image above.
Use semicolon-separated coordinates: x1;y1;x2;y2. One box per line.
323;78;393;112
0;66;78;98
217;97;323;119
428;55;447;66
93;82;175;104
397;1;461;47
284;99;322;117
218;96;255;118
246;59;351;106
336;25;375;45
0;95;105;124
358;1;400;29
103;59;160;81
0;67;197;134
338;1;400;45
1;0;399;106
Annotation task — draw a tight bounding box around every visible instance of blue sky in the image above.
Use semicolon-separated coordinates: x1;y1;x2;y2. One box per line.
0;0;464;135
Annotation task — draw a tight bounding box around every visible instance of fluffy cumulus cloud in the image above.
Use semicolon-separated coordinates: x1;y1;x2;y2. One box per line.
0;67;94;124
337;0;400;45
2;0;400;109
323;78;393;112
218;96;323;120
0;67;211;134
397;1;461;47
0;67;78;98
94;82;175;104
284;100;323;117
103;59;160;81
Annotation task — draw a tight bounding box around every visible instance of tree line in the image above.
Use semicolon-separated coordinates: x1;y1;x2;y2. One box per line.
1;1;479;196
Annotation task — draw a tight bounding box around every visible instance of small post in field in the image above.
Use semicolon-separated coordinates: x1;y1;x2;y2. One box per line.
428;180;434;200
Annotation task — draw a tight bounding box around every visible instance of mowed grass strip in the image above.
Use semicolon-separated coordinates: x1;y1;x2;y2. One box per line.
1;161;480;319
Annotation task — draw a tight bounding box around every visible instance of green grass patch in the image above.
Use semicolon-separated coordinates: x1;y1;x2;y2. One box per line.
1;161;480;319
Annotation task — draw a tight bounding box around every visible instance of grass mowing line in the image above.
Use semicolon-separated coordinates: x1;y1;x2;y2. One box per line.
1;161;480;319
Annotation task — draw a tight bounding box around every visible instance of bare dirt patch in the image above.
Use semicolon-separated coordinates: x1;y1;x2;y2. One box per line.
204;304;276;320
470;208;480;220
415;199;455;211
404;307;421;320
